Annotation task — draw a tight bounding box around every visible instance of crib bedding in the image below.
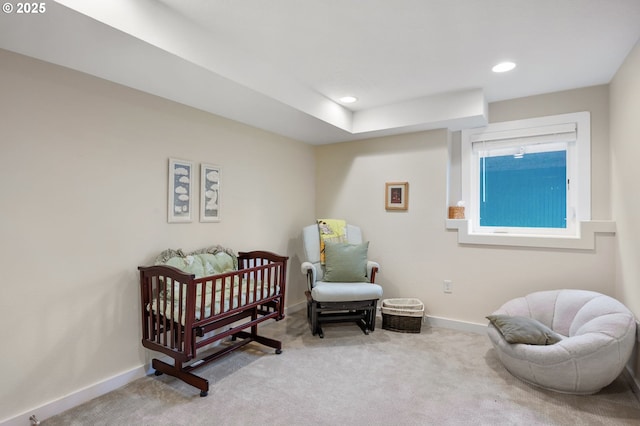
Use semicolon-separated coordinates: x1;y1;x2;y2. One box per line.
160;250;237;277
139;248;288;397
149;275;280;324
149;248;279;324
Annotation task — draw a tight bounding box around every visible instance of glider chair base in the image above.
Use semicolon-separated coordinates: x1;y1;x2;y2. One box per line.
306;291;378;338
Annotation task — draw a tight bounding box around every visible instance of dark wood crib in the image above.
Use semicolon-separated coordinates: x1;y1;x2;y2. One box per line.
138;250;287;396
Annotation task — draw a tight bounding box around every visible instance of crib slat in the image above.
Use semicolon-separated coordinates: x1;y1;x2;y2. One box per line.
170;277;177;349
159;278;166;346
177;281;184;350
213;277;219;315
199;280;205;321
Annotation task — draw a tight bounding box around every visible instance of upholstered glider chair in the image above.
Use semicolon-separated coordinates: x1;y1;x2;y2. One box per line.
301;223;383;338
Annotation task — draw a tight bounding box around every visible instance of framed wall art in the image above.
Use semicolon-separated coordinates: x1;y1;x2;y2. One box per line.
168;158;193;223
385;182;409;211
200;163;221;222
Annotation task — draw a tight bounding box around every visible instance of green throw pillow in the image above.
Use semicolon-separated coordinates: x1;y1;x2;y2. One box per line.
323;242;369;282
164;255;206;278
198;252;236;275
486;314;563;345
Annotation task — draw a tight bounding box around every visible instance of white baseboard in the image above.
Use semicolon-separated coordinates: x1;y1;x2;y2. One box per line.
623;322;640;403
425;315;488;334
285;300;306;314
2;303;309;426
374;308;488;334
1;366;147;426
623;366;640;403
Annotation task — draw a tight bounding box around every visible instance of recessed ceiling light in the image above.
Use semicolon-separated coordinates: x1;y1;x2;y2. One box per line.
492;61;516;73
339;96;358;104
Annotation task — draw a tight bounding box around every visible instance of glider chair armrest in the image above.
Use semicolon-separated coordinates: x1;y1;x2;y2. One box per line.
367;261;380;283
301;261;317;292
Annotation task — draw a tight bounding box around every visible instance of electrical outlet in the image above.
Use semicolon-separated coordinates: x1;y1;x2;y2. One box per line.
443;280;453;294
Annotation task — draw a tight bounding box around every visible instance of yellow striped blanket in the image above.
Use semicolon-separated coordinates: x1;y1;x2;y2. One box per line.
317;218;347;264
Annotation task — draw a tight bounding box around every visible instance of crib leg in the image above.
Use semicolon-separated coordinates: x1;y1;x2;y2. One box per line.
233;330;283;353
152;358;210;397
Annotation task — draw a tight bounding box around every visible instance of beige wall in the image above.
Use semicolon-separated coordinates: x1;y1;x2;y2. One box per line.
315;85;615;326
2;37;639;422
610;39;640;384
0;49;315;420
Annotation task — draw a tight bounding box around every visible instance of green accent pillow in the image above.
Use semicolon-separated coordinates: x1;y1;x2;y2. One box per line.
486;314;563;345
323;242;369;282
164;255;206;278
197;252;236;275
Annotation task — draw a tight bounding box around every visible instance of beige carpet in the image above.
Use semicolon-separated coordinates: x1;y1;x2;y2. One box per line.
44;310;640;425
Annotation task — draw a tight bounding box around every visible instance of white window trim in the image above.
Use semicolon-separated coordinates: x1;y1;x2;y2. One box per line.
445;218;615;249
447;111;615;249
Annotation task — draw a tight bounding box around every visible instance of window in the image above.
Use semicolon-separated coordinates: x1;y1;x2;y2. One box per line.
480;148;567;229
461;112;591;238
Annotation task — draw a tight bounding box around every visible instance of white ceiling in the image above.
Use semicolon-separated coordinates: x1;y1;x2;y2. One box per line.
1;0;639;144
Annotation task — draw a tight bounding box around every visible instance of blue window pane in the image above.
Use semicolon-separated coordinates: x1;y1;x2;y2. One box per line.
480;151;566;228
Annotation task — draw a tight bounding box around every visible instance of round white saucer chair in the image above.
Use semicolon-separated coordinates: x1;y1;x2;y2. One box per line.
487;289;636;394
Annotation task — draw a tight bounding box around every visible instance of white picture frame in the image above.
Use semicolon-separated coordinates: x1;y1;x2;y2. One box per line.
168;158;193;223
200;163;221;222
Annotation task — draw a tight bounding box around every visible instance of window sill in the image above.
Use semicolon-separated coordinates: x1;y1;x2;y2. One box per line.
445;219;615;249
